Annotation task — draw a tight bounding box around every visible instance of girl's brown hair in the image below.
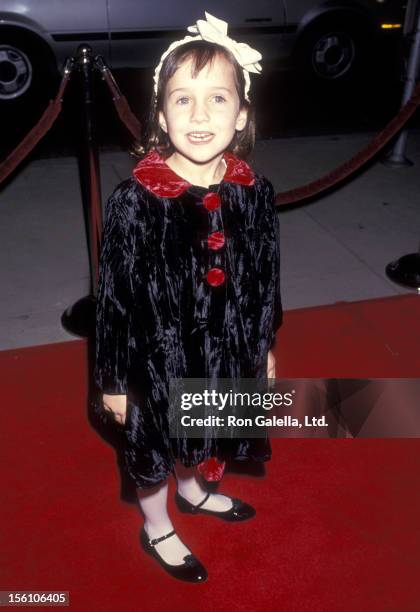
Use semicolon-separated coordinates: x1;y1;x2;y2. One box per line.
133;40;255;159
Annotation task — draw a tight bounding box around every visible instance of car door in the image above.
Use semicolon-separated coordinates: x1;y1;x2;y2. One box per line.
108;1;287;68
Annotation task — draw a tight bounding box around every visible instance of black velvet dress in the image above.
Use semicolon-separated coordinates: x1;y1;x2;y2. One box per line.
92;149;282;489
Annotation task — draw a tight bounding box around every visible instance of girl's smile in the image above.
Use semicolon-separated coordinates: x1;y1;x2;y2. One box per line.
187;131;214;144
158;54;248;186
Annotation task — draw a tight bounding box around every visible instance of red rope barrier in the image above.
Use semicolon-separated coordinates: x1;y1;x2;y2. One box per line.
96;57;142;142
275;81;420;207
0;62;73;185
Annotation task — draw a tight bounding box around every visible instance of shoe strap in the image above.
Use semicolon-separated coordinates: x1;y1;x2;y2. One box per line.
193;492;211;510
148;529;176;547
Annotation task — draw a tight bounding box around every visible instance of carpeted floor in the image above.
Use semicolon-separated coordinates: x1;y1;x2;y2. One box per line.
1;294;420;611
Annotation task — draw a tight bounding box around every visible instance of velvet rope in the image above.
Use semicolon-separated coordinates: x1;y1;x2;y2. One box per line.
275;81;420;207
96;59;142;143
0;66;73;185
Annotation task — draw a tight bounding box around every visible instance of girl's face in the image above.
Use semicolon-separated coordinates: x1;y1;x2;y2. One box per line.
158;53;248;165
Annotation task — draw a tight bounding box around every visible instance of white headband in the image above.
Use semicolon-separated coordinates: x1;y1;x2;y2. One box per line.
153;12;263;102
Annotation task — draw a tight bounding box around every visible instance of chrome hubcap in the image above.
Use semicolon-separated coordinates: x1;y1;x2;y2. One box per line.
0;45;32;99
312;32;355;79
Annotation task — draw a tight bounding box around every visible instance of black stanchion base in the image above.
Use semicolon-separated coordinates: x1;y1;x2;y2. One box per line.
386;253;420;290
61;295;96;338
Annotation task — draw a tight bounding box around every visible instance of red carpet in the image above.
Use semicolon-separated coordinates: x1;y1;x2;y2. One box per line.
1;294;420;611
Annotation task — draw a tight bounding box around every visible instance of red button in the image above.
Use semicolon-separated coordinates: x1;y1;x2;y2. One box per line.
203;193;221;211
206;267;225;286
207;231;225;250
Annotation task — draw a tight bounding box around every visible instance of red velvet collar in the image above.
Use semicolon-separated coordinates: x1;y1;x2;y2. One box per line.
132;149;255;198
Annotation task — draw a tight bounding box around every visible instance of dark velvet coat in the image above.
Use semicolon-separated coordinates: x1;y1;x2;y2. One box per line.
93;149;282;489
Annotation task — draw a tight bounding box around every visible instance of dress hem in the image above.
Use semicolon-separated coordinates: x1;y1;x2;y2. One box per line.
127;452;272;490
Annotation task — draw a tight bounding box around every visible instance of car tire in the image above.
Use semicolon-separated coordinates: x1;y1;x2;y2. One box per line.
0;30;58;107
295;17;372;83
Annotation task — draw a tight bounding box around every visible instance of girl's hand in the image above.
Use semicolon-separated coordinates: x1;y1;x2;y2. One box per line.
102;394;127;426
267;350;276;381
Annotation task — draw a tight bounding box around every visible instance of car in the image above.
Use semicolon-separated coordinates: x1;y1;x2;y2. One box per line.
0;0;405;105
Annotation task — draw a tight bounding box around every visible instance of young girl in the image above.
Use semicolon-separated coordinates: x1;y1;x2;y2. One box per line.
93;12;282;583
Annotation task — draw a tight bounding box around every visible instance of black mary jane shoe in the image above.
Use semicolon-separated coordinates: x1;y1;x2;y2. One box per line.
139;527;208;583
175;491;256;522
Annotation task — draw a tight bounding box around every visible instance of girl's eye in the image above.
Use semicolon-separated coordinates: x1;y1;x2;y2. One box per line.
213;95;226;103
176;96;190;105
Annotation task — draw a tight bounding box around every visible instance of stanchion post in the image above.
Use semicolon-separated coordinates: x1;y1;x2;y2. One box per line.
383;0;420;167
384;2;420;290
78;44;103;297
61;44;102;337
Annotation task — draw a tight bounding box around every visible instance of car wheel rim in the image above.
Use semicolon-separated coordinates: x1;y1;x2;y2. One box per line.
0;45;32;100
311;32;355;79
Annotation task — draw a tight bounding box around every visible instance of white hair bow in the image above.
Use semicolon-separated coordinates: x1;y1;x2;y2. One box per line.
153;12;263;101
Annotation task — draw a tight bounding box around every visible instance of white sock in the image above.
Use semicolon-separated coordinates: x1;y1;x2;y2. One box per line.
137;481;192;564
175;460;233;512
